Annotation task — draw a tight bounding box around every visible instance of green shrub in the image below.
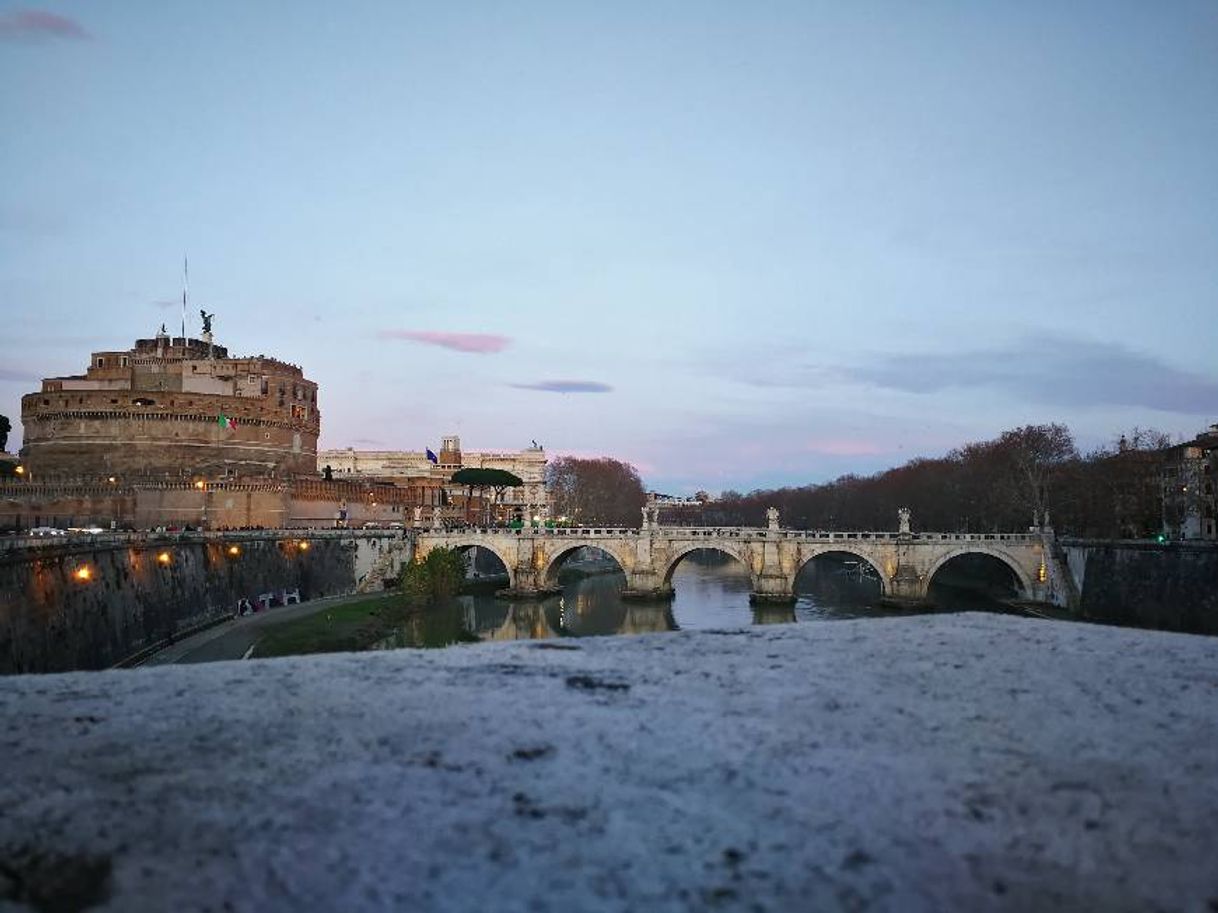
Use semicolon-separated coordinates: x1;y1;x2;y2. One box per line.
400;547;465;605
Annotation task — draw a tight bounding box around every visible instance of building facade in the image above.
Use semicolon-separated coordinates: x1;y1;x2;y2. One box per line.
1161;424;1218;540
318;436;549;520
20;327;319;481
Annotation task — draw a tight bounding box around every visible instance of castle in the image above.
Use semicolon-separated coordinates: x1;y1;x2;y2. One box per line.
20;327;318;481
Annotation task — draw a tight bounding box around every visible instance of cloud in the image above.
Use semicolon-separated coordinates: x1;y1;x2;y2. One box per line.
152;299;179;310
378;330;510;354
510;380;613;393
0;9;90;41
841;337;1218;414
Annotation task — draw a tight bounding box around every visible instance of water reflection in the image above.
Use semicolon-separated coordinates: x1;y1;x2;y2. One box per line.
372;550;931;651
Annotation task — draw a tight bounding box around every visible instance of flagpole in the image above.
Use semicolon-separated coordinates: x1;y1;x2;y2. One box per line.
181;255;188;339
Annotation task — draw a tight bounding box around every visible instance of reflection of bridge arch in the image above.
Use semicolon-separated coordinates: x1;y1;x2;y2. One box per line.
793;549;889;597
662;545;752;589
422;538;517;589
924;547;1033;598
542;543;630;588
485;604;557;642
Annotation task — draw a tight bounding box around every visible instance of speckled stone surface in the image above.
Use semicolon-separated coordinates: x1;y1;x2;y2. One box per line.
2;613;1216;912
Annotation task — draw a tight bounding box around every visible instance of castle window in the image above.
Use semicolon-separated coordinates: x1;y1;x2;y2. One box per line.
96;358;104;368
120;357;129;367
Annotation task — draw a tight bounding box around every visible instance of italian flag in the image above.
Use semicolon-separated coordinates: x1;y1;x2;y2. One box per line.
218;413;236;430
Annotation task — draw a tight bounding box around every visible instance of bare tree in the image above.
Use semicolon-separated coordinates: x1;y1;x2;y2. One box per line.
546;457;646;527
995;424;1078;524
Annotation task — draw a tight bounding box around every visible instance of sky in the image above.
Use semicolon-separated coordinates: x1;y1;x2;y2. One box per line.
2;1;1216;494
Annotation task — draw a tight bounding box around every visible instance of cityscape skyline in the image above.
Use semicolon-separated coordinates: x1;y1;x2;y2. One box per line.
3;2;1216;493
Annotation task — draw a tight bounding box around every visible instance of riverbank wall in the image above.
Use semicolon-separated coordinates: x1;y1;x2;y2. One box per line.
1061;539;1218;634
0;531;403;674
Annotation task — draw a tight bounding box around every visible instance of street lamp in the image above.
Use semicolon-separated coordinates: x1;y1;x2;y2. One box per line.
194;479;207;530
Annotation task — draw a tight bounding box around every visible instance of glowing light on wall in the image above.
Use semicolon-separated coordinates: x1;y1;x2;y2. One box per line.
157;551;172;565
227;545;241;557
74;565;93;582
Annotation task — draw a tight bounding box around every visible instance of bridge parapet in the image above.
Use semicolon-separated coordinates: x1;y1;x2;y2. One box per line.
0;527;407;558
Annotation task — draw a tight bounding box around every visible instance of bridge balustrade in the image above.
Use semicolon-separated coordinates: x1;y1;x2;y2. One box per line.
0;527;405;555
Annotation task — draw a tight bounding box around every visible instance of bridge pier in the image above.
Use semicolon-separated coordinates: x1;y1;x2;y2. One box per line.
749;537;794;604
621;569;673;601
748;580;796;605
884;564;929;607
495;564;561;599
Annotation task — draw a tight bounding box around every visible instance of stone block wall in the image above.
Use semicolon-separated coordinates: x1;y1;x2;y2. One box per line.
1065;541;1218;635
0;535;357;674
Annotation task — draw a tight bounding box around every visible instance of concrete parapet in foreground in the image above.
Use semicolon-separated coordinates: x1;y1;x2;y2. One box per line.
1;614;1216;912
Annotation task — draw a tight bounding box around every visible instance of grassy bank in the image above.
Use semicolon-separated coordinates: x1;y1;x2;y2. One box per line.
252;594;410;658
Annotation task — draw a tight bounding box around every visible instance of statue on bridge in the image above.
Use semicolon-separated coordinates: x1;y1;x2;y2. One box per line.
898;507;912;535
766;507;779;530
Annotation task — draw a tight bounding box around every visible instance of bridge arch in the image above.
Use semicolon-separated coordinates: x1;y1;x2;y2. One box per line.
541;542;630;588
662;544;754;589
419;537;516;590
924;547;1033;599
793;549;889;597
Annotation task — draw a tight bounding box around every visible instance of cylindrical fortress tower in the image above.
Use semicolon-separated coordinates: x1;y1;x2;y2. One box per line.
20;328;319;480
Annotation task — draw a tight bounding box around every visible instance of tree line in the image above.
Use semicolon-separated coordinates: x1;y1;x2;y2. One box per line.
705;424;1171;537
546;424;1176;537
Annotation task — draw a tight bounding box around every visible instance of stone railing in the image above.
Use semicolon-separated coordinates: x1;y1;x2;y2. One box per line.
0;527;408;556
423;525;1043;543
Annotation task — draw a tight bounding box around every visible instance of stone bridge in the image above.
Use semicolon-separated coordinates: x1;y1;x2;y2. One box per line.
416;514;1062;605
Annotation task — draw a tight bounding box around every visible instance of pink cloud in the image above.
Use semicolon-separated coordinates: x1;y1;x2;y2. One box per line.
0;10;90;41
378;330;511;354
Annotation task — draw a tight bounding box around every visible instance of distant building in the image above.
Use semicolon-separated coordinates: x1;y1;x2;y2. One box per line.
1161;424;1218;540
20;326;319;481
318;436;549;521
